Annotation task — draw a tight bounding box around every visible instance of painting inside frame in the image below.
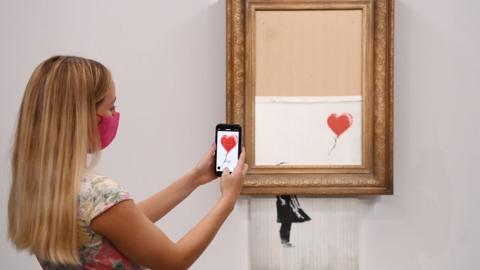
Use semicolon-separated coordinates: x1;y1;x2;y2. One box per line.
254;9;365;166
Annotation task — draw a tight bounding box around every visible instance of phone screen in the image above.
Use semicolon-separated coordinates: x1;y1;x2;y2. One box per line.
216;129;240;174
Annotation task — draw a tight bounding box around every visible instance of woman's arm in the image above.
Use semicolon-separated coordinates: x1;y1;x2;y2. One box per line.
92;196;234;270
137;144;217;223
91;147;248;270
137;169;199;223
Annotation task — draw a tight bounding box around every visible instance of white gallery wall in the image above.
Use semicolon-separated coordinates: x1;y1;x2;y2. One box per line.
0;0;479;269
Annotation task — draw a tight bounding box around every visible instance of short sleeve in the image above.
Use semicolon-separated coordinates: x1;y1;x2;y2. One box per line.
79;175;133;225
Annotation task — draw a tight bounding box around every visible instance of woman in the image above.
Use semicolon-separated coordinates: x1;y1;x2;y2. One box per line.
276;195;311;247
8;55;248;269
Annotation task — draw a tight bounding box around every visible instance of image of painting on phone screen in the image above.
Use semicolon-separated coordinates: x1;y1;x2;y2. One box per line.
216;131;239;173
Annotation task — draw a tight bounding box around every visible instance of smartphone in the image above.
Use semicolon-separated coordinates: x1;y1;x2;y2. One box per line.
215;123;242;177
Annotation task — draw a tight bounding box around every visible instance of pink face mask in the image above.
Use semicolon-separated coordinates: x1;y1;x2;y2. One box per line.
97;112;120;149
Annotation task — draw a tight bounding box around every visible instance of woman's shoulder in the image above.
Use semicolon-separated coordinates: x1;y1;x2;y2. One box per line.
80;171;125;194
78;170;133;224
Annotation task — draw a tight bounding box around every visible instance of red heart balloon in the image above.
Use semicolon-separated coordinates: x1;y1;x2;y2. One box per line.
327;113;353;137
221;134;238;153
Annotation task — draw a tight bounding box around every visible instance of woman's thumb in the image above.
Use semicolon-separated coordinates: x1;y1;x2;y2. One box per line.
221;167;230;177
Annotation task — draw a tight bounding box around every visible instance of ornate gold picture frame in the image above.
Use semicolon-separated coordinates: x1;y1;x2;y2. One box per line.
226;0;394;195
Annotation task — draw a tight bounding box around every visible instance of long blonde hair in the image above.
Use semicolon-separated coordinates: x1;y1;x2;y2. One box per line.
8;55;112;265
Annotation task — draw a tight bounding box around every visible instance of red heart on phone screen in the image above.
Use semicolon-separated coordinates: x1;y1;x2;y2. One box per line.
221;135;238;153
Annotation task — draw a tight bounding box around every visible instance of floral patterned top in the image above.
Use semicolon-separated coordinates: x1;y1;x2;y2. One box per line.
38;171;147;270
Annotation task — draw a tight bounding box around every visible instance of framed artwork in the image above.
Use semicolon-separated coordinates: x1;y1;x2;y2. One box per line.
226;0;394;195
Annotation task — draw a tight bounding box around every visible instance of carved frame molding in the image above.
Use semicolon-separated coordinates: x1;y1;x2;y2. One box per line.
226;0;394;195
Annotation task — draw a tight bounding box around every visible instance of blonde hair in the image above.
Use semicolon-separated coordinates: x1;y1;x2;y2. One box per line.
8;55;112;265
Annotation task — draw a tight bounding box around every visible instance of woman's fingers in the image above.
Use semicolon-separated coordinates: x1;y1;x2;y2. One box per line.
205;143;215;158
203;144;216;166
221;167;230;177
210;143;216;155
239;146;246;163
233;147;246;175
242;163;249;177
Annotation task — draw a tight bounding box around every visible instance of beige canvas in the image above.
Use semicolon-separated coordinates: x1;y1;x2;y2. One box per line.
255;10;363;97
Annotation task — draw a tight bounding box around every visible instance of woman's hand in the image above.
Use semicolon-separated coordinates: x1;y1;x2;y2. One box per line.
219;147;248;208
192;143;218;187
